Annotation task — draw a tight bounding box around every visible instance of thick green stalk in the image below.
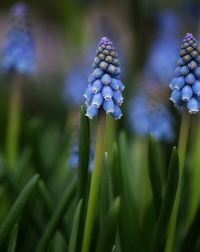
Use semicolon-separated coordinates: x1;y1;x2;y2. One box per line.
6;73;23;169
81;112;106;252
165;110;190;252
187;117;200;225
104;116;116;155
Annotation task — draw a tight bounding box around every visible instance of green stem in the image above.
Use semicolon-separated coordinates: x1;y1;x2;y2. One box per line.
81;112;106;252
164;109;190;252
104;116;116;155
6;73;23;169
187;116;200;225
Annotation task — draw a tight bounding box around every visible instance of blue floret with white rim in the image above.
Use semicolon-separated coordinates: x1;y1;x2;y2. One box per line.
169;33;200;114
84;37;125;119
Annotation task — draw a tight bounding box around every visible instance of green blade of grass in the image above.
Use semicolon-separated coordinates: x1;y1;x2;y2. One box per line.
95;197;121;252
36;178;76;252
0;174;39;246
99;152;111;228
68;199;83;252
148;134;162;215
179;202;200;252
77;106;90;200
47;240;53;252
111;141;140;251
7;223;18;252
38;180;54;214
38;179;70;242
150;147;179;252
111;245;116;252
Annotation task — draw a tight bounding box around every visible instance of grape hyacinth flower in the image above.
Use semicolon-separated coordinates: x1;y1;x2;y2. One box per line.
2;2;36;75
169;33;200;114
166;33;199;252
82;38;124;252
84;37;124;120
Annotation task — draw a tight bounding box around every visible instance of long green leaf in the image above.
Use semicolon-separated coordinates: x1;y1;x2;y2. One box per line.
111;245;116;252
148;134;162;215
150;147;179;252
179;202;200;252
7;223;18;252
99;152;111;228
0;174;39;246
95;197;121;252
47;240;53;252
68;199;83;252
36;178;76;252
38;180;54;214
38;179;70;242
77;106;90;200
117;132;141;251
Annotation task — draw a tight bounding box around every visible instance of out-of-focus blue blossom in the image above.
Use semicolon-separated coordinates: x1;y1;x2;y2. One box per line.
145;10;180;85
68;143;94;171
156;10;180;33
129;78;174;141
2;2;36;75
84;37;124;119
170;33;200;114
63;61;90;106
63;41;98;107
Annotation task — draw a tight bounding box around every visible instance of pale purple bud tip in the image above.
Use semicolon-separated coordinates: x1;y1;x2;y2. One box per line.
11;2;28;16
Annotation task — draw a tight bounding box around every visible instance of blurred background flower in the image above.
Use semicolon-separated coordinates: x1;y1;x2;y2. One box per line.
144;9;180;86
63;52;91;107
1;2;36;75
128;76;174;141
126;9;182;141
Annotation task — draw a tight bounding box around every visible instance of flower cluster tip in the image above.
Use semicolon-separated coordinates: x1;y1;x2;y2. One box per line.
84;37;124;120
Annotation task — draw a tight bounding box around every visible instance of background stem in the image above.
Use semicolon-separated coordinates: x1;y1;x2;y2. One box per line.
6;73;23;169
81;111;106;252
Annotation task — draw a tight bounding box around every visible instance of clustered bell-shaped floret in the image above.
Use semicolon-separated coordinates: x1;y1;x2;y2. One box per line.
84;37;125;119
169;33;200;114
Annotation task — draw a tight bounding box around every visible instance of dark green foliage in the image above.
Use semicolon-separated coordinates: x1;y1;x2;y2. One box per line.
179;203;200;252
36;178;76;252
111;133;140;252
150;147;179;252
7;224;18;252
148;134;162;215
99;152;112;228
95;197;121;252
0;174;39;247
77;106;90;200
68;199;83;252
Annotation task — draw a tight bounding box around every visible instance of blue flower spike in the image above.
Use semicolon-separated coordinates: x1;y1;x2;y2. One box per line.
2;2;36;75
84;37;124;120
169;33;200;114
